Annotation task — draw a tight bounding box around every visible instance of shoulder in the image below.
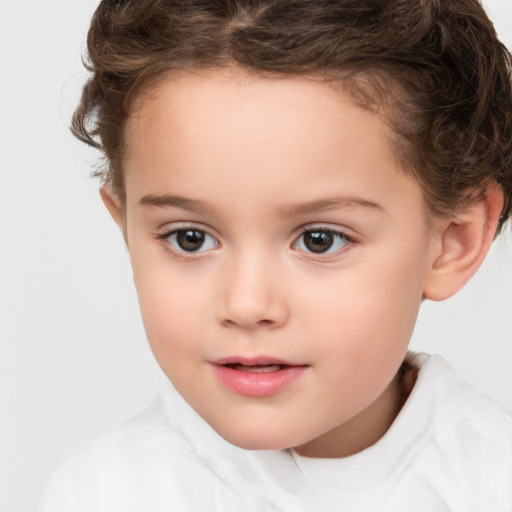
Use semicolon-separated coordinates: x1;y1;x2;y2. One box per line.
410;352;512;440
37;388;214;512
400;353;512;510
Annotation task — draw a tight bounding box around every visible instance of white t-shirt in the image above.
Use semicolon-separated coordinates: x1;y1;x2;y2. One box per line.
39;353;512;512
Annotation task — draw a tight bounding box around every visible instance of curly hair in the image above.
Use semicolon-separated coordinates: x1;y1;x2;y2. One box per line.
72;0;512;230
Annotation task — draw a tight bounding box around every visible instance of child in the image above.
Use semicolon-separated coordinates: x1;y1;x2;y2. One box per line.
39;0;512;510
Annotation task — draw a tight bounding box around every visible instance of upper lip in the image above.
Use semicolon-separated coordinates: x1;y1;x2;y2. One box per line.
212;356;305;367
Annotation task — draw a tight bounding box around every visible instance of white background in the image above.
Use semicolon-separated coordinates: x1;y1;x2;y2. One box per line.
0;1;511;511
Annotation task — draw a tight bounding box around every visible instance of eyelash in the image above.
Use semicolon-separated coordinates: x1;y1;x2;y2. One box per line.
155;225;354;260
155;225;219;260
293;226;353;260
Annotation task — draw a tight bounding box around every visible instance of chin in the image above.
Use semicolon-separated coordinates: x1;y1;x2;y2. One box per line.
213;422;306;452
225;435;291;452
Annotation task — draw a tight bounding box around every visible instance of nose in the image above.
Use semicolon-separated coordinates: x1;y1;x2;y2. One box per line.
217;251;289;330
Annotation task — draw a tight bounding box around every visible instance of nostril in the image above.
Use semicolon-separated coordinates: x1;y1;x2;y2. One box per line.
222;317;274;329
257;319;274;325
217;273;289;329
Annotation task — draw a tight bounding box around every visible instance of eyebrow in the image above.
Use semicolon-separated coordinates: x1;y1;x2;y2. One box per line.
139;193;385;217
276;197;385;217
139;194;218;215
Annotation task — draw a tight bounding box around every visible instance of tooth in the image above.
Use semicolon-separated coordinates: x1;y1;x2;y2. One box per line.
236;364;282;373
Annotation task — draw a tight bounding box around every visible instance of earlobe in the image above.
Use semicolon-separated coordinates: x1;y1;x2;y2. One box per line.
423;184;504;301
100;185;124;227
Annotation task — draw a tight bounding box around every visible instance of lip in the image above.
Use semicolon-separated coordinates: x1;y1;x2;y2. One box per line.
211;356;308;397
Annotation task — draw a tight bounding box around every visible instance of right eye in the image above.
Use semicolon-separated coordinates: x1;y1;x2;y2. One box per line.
166;228;218;253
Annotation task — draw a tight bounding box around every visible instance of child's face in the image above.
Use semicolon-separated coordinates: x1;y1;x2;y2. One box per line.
119;69;439;457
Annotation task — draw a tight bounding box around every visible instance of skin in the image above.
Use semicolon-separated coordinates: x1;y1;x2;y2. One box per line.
102;69;503;458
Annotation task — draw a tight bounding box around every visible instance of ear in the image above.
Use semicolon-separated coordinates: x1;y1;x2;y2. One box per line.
423;184;504;301
100;185;124;228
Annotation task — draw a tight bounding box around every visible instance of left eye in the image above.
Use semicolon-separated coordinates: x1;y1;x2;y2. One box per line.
167;229;218;253
294;229;349;254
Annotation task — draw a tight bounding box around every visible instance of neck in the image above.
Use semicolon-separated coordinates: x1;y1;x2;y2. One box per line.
294;359;418;458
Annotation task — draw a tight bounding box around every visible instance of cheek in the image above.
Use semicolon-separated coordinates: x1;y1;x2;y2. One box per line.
130;254;209;365
303;258;423;340
299;242;426;373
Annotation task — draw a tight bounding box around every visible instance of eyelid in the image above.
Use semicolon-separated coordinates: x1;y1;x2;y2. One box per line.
155;222;221;257
156;221;219;238
292;223;355;259
297;223;355;240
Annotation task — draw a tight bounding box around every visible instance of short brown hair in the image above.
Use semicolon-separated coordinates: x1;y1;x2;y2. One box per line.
72;0;512;230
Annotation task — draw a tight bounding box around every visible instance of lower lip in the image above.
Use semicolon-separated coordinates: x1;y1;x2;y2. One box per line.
212;364;307;397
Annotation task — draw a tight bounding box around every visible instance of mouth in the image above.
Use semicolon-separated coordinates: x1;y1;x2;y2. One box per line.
211;357;308;397
224;363;287;373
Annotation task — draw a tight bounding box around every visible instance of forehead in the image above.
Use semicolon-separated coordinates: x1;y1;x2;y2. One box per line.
126;69;379;156
123;69;424;219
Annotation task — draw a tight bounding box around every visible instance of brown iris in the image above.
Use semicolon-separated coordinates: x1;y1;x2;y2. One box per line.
303;231;334;253
176;229;205;251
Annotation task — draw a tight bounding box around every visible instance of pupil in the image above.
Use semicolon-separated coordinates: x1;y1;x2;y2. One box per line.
176;230;205;251
304;231;333;253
